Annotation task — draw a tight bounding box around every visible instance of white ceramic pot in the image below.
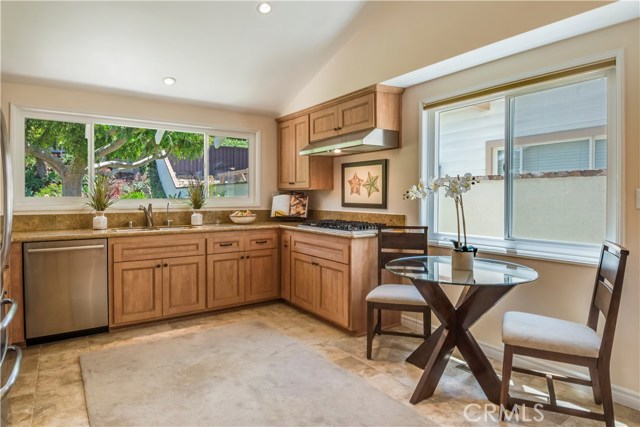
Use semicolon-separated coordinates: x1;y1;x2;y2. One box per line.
191;211;203;226
93;211;107;230
451;249;474;271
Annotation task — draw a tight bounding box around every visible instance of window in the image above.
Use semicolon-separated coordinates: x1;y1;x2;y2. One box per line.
423;64;617;261
12;106;260;210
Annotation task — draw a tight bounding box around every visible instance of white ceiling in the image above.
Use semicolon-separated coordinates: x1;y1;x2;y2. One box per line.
1;1;366;116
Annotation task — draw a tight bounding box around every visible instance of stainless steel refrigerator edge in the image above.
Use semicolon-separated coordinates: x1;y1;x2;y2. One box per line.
1;111;22;408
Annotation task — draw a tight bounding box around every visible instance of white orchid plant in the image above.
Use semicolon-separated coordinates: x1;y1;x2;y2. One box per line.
404;173;479;252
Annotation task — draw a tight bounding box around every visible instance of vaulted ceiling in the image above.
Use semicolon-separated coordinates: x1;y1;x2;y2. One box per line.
1;1;616;116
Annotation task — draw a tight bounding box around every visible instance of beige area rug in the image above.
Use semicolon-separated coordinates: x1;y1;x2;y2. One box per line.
80;321;428;426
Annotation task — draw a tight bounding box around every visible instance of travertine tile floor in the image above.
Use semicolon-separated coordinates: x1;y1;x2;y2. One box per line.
3;303;639;427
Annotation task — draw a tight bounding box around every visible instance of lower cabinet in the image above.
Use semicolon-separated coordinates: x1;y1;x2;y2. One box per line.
289;231;377;333
207;231;279;309
291;252;349;327
110;235;206;326
113;255;205;325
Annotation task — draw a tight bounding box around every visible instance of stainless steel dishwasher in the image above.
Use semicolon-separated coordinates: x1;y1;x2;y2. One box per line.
23;239;108;345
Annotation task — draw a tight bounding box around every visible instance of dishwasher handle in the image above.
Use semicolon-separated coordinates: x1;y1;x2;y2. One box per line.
27;244;105;254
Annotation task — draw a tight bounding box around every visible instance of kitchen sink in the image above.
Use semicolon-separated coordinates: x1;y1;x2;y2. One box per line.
113;225;196;233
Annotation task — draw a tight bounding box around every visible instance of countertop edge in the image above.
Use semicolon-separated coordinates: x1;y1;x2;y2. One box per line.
12;223;377;242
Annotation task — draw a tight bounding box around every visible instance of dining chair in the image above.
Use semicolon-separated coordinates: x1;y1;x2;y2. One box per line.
499;240;629;427
366;225;430;360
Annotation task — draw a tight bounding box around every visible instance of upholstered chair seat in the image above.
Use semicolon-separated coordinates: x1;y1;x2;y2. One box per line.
366;284;427;306
502;311;601;358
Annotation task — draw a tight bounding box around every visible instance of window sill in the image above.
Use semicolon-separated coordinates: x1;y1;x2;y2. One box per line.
427;239;600;267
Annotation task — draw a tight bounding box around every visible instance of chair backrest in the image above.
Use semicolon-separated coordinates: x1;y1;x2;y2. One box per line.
377;226;428;286
586;240;629;361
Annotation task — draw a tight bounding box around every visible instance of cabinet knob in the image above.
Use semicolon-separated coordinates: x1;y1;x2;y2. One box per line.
156;264;161;268
333;127;339;131
164;263;168;267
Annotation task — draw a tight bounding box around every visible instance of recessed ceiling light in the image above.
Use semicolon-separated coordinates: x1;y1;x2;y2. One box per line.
163;77;176;86
257;1;271;14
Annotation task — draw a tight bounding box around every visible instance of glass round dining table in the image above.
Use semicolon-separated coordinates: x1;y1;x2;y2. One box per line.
385;255;538;405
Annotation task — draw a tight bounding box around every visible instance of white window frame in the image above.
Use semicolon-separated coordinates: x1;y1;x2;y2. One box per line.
10;104;261;212
420;63;621;265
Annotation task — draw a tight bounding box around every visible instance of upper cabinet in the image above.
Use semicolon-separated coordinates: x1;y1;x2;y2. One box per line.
278;116;333;190
276;85;403;191
309;93;376;142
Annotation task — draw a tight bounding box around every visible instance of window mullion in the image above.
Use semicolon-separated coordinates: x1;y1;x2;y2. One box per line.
504;96;515;240
87;123;95;191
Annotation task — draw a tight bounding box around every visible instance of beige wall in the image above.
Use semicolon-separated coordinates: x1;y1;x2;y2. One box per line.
311;20;640;396
283;1;609;114
1;82;278;210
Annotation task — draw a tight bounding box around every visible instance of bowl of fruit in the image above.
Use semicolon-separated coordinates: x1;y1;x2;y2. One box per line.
229;210;257;224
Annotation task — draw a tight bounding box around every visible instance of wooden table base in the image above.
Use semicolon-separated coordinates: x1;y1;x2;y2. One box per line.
406;280;515;404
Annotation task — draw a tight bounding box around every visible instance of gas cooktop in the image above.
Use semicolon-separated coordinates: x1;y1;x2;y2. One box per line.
298;219;384;235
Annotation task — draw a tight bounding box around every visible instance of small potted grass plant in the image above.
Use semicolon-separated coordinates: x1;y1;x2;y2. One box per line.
85;174;117;230
186;175;206;225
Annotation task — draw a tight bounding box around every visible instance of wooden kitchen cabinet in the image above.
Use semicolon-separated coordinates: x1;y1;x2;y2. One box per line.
206;231;279;309
163;255;206;316
291;251;349;328
207;252;244;309
113;259;163;324
309;93;375;142
110;236;206;326
277;116;332;190
280;231;292;301
288;231;377;333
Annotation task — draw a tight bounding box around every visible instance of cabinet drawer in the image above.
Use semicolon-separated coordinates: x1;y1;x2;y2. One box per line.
247;231;278;251
291;233;350;264
207;232;245;254
113;237;205;262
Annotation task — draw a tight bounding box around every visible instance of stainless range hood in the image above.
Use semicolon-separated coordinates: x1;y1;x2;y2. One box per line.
299;128;399;156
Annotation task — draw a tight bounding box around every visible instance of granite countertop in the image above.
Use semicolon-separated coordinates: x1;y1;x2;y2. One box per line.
12;222;377;242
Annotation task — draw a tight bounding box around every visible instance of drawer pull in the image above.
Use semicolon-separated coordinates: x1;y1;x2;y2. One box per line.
255;240;268;245
219;243;234;247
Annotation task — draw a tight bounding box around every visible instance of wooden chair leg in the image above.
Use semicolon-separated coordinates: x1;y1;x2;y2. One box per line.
499;345;514;421
423;306;431;338
376;308;382;334
589;365;602;404
366;302;374;360
598;367;615;427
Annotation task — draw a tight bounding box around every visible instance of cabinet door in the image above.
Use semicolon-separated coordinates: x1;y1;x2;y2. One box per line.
245;249;279;303
290;252;317;312
280;233;291;301
207;252;244;309
309;105;339;142
113;259;163;325
162;255;206;316
316;257;350;328
338;93;375;135
278;116;311;189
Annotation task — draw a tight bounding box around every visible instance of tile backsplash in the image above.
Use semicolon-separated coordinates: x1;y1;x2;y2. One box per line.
12;210;405;232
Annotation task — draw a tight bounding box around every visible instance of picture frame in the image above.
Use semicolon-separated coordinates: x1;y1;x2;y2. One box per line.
341;159;387;209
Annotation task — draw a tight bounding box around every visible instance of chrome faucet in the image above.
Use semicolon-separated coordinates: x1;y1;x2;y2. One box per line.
166;202;173;227
139;203;153;227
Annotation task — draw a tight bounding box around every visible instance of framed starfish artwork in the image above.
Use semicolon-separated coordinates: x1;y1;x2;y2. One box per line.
341;159;387;208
